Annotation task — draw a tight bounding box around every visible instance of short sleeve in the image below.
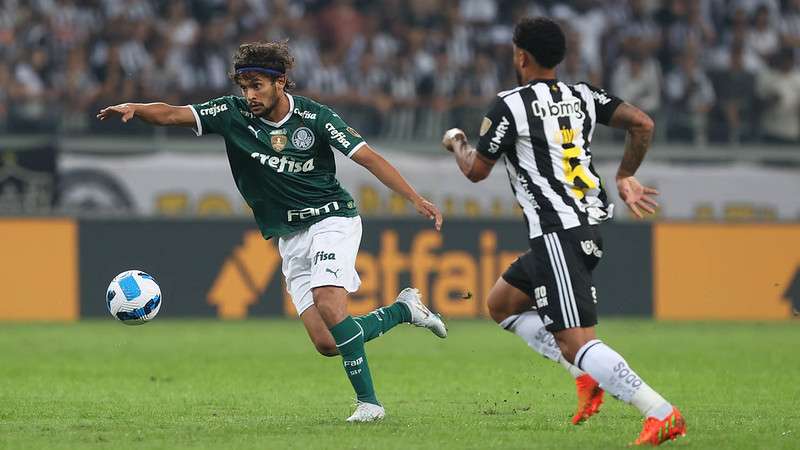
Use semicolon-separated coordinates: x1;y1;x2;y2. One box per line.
476;97;517;160
189;96;235;136
318;106;367;158
582;84;623;126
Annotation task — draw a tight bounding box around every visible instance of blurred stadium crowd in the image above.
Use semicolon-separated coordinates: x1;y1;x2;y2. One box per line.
2;0;800;144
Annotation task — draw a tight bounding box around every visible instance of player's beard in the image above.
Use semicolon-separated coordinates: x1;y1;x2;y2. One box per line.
255;93;280;118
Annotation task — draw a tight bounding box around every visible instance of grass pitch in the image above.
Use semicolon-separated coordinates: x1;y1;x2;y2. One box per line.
0;319;797;449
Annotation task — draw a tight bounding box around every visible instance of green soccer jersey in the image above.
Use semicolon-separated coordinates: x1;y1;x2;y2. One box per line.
189;94;364;239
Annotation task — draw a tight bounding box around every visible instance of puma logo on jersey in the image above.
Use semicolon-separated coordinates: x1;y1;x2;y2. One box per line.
531;99;585;120
326;268;341;278
248;125;261;138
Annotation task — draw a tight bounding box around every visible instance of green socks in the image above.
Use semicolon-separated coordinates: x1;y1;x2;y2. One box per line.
327;304;412;405
329;316;379;405
354;302;411;342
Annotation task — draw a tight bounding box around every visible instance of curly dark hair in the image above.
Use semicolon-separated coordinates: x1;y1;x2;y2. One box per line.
512;17;566;69
229;40;296;90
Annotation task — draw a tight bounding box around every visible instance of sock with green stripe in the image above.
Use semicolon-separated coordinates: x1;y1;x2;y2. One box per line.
354;302;411;343
329;316;379;405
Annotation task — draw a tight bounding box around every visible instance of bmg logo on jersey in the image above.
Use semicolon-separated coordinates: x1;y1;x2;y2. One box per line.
199;103;228;117
531;99;585;120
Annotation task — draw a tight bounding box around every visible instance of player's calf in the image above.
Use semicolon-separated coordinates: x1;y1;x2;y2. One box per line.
489;277;587;377
552;326;598;364
311;336;338;357
313;286;381;413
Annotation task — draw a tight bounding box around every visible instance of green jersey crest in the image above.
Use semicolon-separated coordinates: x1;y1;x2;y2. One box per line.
190;94;364;239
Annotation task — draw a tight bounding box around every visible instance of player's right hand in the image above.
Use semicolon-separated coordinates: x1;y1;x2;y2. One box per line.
441;128;466;153
97;103;136;123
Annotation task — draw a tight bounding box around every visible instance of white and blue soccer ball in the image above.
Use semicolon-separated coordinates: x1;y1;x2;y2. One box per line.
106;270;162;325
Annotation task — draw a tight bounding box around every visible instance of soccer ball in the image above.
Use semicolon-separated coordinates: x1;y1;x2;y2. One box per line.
106;270;162;325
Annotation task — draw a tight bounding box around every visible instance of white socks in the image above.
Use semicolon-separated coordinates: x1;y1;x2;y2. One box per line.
575;339;672;420
559;355;587;379
497;315;674;420
499;311;585;379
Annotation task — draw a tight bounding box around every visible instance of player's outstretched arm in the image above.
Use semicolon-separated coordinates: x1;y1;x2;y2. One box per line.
441;128;495;182
351;145;443;231
608;102;659;218
96;103;197;128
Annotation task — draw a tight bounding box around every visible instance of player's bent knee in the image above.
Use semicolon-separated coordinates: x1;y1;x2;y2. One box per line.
486;286;513;324
486;278;535;325
487;296;508;324
309;331;339;356
314;340;339;357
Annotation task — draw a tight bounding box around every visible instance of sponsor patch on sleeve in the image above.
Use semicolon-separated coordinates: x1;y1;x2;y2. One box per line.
479;117;492;137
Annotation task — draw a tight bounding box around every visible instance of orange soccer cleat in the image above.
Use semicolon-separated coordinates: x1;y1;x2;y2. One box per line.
571;374;604;425
634;406;687;446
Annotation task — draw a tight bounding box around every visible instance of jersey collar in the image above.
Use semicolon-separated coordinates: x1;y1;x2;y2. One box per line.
259;93;294;128
526;78;558;85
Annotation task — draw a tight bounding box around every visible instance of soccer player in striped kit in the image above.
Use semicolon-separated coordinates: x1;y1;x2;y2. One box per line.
442;17;685;446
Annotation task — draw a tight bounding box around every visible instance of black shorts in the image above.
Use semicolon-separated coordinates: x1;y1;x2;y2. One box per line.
502;225;603;332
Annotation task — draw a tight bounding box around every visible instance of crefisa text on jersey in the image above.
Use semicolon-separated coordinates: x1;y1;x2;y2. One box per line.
325;122;352;148
250;152;315;173
199;103;228;117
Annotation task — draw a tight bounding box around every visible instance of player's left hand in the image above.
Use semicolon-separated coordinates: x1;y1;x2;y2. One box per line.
616;175;659;219
414;197;443;231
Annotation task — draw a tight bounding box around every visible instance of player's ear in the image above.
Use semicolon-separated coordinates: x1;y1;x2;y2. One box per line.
517;48;531;69
274;75;287;91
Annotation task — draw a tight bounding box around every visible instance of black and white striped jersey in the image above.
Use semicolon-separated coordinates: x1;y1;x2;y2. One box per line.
476;79;623;239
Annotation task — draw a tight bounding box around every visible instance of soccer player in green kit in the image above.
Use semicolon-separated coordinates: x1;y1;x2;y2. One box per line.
97;41;447;422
